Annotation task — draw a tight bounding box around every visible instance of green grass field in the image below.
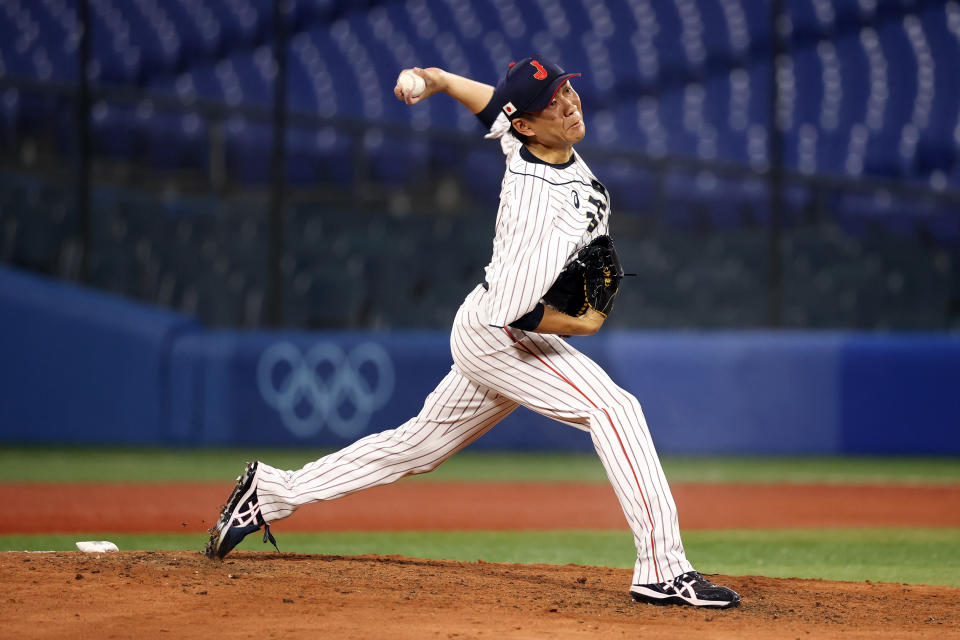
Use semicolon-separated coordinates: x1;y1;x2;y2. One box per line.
2;448;958;587
3;447;959;484
3;529;958;587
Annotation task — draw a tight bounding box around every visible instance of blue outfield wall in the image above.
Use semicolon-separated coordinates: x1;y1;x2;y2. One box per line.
2;267;959;454
0;268;197;444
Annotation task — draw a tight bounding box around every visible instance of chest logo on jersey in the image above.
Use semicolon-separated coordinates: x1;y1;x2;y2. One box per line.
586;179;608;232
571;190;580;208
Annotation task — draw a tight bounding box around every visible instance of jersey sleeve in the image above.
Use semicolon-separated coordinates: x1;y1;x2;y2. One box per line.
477;90;524;161
475;95;501;129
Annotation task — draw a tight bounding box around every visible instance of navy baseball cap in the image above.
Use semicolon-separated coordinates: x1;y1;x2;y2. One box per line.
495;56;581;120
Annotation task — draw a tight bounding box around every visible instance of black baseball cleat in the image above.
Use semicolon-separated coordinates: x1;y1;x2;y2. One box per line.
630;571;741;608
204;461;279;560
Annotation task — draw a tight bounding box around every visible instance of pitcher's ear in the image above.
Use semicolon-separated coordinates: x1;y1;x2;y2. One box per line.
512;117;535;136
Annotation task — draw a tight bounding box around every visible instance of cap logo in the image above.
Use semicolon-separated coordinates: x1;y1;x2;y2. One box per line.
502;102;517;116
530;59;547;80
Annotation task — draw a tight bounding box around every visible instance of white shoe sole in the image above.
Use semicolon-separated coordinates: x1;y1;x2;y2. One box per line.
630;585;740;608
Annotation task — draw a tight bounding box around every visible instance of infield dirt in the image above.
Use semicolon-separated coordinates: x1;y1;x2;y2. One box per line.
3;481;959;533
2;550;958;639
3;481;958;638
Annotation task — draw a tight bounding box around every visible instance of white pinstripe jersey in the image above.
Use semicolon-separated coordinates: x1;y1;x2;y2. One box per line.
482;131;612;328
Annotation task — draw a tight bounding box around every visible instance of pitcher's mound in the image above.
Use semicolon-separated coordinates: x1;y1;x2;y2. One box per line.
4;551;957;638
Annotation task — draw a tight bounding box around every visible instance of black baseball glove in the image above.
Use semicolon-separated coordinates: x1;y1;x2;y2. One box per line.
542;235;626;318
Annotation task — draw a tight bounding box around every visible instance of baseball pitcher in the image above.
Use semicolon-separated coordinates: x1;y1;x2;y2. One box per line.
205;56;740;609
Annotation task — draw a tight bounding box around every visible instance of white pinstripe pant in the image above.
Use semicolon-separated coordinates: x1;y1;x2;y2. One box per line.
256;285;693;585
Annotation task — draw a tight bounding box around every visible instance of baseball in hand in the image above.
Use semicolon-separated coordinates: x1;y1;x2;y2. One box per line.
398;71;426;97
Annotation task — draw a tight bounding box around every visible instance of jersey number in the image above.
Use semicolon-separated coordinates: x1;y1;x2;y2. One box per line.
586;180;607;232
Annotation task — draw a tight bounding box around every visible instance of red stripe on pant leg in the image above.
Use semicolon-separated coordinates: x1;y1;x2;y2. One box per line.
504;329;661;583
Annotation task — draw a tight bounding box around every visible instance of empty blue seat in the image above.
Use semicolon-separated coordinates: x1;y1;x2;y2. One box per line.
588;158;657;216
462;146;504;209
203;0;270;50
285;125;354;186
91;101;141;159
366;132;430;186
163;0;222;63
224;116;272;183
145;110;209;170
230;50;272;107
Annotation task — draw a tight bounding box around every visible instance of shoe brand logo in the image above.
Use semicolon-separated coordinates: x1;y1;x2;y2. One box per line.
257;341;395;438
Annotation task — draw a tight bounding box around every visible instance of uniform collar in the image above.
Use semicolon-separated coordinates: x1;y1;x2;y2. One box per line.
519;145;577;169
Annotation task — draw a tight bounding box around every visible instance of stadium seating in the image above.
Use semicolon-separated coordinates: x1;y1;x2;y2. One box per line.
4;0;959;192
1;1;959;329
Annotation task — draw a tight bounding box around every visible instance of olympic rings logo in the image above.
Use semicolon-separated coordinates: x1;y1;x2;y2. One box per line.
257;341;395;438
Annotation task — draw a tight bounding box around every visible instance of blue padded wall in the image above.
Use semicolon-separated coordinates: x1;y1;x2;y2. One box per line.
0;267;197;443
2;267;958;453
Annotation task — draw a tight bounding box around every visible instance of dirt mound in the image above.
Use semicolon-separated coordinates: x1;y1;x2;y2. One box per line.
2;551;956;639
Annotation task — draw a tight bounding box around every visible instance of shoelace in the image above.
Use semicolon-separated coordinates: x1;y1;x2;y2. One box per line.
230;494;280;553
230;498;263;528
673;575;700;598
659;572;704;595
263;522;279;552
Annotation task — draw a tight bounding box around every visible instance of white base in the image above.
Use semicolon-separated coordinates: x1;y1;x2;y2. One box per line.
76;540;119;553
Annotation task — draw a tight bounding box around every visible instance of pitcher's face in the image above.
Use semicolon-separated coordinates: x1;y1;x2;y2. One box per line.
515;81;586;147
